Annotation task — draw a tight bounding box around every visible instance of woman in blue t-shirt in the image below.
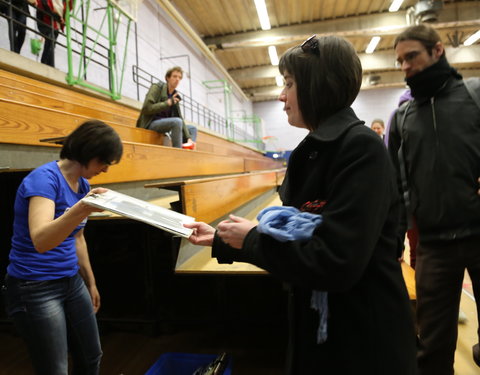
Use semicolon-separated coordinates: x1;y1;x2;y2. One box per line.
3;120;123;375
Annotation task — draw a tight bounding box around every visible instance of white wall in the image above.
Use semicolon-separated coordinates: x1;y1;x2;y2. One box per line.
352;87;408;129
253;100;308;152
253;86;409;152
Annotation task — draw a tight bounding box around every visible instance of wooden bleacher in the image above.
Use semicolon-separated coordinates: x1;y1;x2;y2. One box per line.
145;169;284;222
0;65;287;331
0;68;283;186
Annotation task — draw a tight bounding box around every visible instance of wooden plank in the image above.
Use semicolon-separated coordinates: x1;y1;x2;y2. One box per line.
175;245;267;274
0;83;136;127
175;190;281;274
144;169;286;189
244;157;283;171
89;142;245;185
401;261;416;301
276;168;286;186
0;100;164;146
196;130;267;158
0;69;139;120
181;171;277;223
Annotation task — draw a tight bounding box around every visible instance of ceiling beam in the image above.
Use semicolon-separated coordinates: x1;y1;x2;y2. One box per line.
230;45;480;81
204;2;480;49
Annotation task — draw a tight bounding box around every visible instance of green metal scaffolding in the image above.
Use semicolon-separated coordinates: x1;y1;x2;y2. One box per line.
64;0;134;99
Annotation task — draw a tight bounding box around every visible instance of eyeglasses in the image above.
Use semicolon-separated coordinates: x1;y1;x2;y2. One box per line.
301;34;319;55
395;50;422;68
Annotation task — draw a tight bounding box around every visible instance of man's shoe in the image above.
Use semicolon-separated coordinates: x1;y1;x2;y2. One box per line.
473;343;480;367
182;141;195;150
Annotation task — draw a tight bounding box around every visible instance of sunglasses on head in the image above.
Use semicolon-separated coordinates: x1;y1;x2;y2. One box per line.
301;34;319;55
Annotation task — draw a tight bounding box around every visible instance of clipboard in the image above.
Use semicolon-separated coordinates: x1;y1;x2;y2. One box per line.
82;189;194;238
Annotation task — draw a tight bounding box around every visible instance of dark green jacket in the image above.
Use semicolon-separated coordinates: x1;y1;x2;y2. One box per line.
136;82;191;140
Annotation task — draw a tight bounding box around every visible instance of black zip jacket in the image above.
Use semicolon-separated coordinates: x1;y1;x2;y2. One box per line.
389;77;480;244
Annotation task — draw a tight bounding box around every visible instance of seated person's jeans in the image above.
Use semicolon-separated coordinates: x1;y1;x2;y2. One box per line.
148;117;197;148
3;273;102;375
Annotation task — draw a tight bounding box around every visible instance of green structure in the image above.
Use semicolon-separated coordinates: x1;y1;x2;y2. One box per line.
64;0;136;99
202;79;263;147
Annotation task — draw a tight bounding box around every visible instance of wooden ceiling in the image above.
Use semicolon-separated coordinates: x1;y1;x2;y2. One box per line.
168;0;480;101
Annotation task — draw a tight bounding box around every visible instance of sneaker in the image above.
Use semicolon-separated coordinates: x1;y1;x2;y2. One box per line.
182;141;195;150
473;343;480;367
458;310;468;324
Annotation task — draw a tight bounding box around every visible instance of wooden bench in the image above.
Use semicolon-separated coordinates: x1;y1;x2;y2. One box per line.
0;69;139;121
401;261;416;301
144;169;285;223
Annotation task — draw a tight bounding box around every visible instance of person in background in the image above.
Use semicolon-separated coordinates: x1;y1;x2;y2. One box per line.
185;35;417;375
34;0;71;67
388;24;480;374
0;0;30;53
136;66;197;149
370;118;385;139
2;120;123;374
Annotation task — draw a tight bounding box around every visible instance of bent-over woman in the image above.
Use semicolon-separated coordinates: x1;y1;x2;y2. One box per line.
3;120;123;374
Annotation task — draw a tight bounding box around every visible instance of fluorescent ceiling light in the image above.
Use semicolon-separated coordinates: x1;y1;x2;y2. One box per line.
389;0;404;12
275;75;283;87
365;36;381;54
254;0;271;30
464;30;480;46
268;46;279;66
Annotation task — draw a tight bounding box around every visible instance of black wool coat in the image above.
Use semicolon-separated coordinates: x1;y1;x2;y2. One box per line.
213;107;417;375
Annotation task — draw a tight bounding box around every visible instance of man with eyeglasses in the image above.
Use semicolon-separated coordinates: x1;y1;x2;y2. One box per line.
388;24;480;375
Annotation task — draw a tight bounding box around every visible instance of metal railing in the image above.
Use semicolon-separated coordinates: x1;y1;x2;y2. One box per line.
0;0;111;74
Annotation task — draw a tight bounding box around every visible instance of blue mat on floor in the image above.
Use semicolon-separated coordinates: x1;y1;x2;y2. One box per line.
145;352;232;375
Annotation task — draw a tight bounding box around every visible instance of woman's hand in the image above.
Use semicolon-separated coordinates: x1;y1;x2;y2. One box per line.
88;284;101;313
79;187;109;213
217;214;256;249
184;222;216;246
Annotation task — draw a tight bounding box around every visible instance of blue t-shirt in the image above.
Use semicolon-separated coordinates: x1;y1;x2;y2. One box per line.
8;161;90;280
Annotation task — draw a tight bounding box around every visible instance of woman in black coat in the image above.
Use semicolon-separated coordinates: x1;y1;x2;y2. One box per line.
186;35;417;375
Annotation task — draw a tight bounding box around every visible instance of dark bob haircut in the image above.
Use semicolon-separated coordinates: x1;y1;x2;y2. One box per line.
279;35;362;130
394;24;444;57
60;120;123;167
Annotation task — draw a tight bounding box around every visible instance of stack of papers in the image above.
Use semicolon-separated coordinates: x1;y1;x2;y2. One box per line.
82;190;195;238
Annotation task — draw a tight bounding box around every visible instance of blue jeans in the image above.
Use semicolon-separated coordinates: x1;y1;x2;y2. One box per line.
3;273;102;375
148;117;197;148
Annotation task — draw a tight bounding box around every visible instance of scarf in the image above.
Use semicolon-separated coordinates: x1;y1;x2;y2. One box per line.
406;55;462;99
256;206;328;344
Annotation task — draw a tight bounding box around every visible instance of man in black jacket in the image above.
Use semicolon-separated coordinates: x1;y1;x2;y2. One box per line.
388;24;480;375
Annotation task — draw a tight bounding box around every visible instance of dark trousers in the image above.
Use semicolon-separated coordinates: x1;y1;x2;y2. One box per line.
10;8;28;53
1;2;28;53
37;19;59;67
416;235;480;375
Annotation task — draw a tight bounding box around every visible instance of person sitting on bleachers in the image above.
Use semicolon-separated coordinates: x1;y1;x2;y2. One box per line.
136;66;197;149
